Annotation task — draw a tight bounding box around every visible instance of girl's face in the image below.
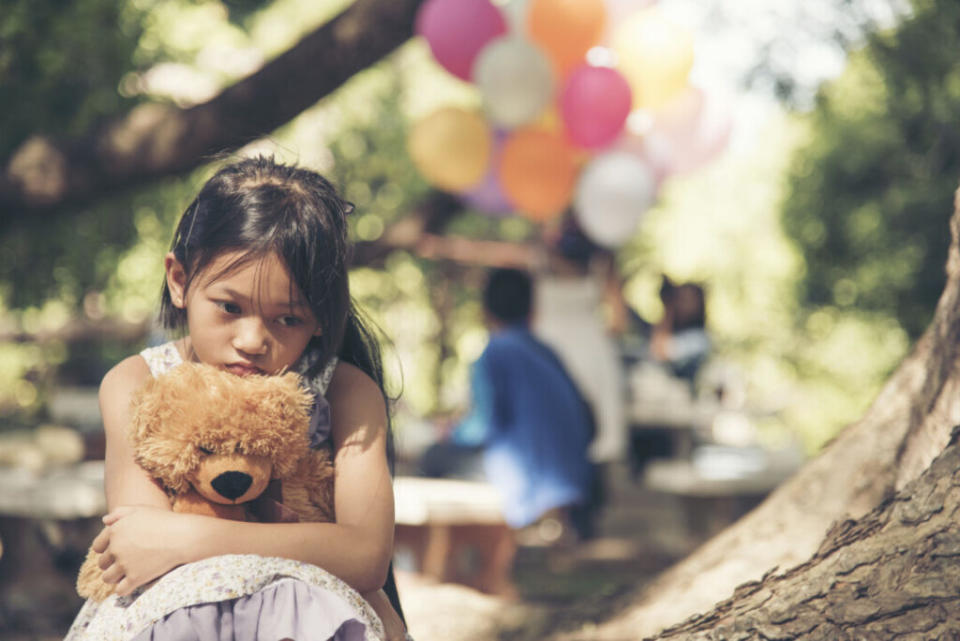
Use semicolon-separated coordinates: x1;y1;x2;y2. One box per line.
165;250;322;375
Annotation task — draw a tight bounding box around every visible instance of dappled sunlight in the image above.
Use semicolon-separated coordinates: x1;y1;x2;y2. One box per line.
3;0;957;639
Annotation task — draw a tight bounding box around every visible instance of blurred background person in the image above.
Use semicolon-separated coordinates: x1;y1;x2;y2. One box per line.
651;276;711;386
420;268;596;543
532;214;628;537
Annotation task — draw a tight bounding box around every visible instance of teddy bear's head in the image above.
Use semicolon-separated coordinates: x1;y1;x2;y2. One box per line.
129;362;313;505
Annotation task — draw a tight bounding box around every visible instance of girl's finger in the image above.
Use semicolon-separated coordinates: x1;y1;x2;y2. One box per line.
102;506;134;525
115;577;135;597
91;527;111;553
101;564;125;585
97;552;115;571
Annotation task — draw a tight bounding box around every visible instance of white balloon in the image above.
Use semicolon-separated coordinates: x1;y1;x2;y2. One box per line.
574;151;657;247
498;0;529;33
473;36;554;128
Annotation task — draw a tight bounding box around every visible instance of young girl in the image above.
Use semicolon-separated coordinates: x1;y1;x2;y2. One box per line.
65;156;407;641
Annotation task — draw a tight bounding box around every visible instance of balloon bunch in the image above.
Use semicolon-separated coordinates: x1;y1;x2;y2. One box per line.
407;0;732;247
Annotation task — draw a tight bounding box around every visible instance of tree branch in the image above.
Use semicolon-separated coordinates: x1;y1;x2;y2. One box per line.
351;190;537;269
0;0;425;227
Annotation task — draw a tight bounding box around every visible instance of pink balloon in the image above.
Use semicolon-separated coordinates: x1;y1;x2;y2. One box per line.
560;65;632;149
416;0;508;81
651;87;734;175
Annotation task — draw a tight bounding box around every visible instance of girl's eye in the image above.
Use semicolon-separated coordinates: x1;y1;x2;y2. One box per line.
217;301;242;314
278;315;304;328
198;446;214;455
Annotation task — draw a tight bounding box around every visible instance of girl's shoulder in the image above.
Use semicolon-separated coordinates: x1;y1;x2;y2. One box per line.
325;361;387;444
326;361;383;405
98;354;153;413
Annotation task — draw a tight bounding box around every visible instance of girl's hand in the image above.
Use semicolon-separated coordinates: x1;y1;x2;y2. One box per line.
93;505;193;596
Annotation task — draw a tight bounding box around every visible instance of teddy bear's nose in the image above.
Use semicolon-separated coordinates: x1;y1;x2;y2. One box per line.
211;471;253;500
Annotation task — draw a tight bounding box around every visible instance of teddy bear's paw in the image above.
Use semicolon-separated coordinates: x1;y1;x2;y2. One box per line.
76;549;115;601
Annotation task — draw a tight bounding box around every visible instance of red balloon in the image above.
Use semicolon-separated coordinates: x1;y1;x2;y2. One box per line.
416;0;508;81
560;65;632;149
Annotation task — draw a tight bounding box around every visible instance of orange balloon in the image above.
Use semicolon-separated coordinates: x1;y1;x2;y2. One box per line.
527;0;606;77
499;128;579;221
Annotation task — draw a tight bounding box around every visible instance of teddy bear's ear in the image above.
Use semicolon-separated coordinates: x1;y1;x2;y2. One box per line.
129;377;162;444
127;366;205;494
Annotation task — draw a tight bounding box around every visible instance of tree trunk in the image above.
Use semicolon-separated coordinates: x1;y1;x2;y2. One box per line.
0;0;425;226
648;427;960;640
560;188;960;640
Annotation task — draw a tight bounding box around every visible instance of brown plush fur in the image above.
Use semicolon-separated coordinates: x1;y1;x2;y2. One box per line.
77;362;336;601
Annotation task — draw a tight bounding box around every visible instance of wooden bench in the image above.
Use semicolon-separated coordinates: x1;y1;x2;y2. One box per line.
0;462;107;625
392;476;515;596
0;464;515;601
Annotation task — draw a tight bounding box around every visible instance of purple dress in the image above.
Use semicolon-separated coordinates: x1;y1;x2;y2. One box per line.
63;343;384;641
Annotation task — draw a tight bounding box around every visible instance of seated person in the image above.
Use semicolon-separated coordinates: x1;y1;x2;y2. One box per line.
420;268;595;542
651;276;711;385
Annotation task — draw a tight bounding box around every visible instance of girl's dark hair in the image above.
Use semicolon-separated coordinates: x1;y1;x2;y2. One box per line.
159;155;404;620
161;155;356;375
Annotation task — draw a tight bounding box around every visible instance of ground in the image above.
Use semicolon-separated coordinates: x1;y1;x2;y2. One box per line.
397;465;727;641
0;464;731;641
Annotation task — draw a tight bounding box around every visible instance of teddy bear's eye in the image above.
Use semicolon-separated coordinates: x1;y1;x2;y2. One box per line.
198;446;214;455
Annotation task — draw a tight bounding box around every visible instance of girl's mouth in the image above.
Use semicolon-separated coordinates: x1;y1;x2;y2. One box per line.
225;363;266;377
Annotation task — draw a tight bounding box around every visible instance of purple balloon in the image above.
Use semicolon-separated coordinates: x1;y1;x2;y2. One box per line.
462;170;514;216
560;65;632;149
460;130;514;216
416;0;508;81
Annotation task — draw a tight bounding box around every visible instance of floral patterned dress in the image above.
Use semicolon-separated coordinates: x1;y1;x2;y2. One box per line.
64;342;384;641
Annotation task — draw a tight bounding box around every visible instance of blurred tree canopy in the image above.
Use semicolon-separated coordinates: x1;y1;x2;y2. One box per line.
783;0;960;339
0;0;953;456
0;0;147;158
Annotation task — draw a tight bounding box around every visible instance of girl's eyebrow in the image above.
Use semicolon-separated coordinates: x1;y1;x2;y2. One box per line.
218;286;309;310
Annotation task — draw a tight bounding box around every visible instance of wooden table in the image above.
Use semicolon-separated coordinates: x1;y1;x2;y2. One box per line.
643;446;803;536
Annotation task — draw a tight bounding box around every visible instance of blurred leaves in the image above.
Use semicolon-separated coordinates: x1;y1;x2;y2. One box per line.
0;0;151;157
0;0;953;456
783;0;960;339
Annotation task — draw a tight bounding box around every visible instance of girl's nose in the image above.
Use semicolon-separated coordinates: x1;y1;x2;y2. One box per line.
233;318;269;355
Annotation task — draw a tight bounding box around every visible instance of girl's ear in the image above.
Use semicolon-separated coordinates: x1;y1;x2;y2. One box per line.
165;252;188;309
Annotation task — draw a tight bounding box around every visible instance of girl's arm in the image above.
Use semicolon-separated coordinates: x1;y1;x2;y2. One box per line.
96;362;395;595
101;355;171;511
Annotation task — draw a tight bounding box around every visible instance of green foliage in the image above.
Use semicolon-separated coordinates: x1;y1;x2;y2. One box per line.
2;0;946;455
0;0;150;157
625;107;911;453
783;0;960;339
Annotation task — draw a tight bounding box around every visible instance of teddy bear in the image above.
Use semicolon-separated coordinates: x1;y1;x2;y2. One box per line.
76;362;336;600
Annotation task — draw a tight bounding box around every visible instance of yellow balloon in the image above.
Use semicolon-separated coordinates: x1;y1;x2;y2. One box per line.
612;8;694;110
407;107;492;191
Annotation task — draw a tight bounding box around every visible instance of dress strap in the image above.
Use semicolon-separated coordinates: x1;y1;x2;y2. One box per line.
317;358;338;395
139;342;184;378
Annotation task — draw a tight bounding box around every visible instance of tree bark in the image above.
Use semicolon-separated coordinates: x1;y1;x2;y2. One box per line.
558;188;960;640
647;427;960;640
0;0;425;227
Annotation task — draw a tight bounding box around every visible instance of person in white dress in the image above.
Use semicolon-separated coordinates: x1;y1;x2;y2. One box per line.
531;217;629;537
